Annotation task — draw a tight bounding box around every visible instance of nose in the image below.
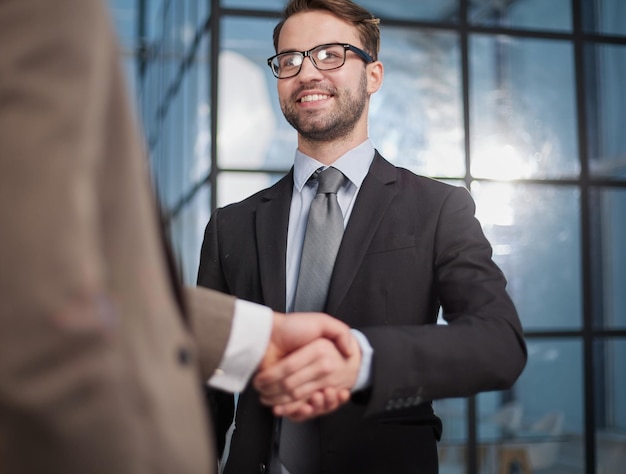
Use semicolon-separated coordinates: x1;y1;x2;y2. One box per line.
297;55;324;81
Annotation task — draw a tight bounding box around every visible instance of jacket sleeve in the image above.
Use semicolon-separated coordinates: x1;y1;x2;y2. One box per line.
360;186;527;419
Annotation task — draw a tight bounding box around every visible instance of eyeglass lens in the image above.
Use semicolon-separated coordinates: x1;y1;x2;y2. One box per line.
272;44;346;78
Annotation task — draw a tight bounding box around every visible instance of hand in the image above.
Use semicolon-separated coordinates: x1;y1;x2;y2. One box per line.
278;387;351;422
260;312;353;371
254;334;362;420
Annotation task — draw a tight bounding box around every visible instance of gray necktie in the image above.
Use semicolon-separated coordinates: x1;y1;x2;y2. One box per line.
293;166;346;312
278;166;346;474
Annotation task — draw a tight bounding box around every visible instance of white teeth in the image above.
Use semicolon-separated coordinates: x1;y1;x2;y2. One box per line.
300;94;330;103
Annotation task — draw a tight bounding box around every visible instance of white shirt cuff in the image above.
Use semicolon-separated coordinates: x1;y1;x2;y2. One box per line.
351;329;373;392
208;299;273;392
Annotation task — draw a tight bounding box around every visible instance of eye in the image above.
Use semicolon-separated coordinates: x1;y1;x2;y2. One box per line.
316;47;342;62
279;54;302;69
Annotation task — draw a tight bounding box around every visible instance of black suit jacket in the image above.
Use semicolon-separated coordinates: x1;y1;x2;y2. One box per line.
198;152;526;474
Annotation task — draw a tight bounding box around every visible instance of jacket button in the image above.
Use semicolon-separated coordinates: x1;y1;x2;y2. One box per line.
177;347;192;365
259;462;266;473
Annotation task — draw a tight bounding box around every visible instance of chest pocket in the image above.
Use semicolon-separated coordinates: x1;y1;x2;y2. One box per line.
365;233;415;255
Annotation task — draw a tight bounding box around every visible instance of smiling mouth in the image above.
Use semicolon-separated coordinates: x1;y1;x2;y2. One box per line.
299;94;331;103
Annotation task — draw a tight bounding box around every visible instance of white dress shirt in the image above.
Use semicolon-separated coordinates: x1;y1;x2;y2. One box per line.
208;139;376;393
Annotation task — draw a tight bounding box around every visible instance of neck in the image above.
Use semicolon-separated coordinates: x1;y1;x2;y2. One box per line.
297;131;368;166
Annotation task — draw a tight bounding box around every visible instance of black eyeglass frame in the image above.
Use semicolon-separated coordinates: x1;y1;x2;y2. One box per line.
267;43;375;79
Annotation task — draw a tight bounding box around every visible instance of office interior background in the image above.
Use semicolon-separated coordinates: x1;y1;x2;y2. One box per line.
107;0;625;472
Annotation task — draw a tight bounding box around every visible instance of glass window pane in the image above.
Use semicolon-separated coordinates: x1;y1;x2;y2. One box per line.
217;172;283;207
222;0;462;22
219;17;296;170
370;27;464;177
170;184;211;285
470;35;579;179
358;0;460;22
108;0;138;51
586;44;626;179
143;25;211;210
472;182;582;330
489;339;585;473
583;0;626;36
469;0;572;32
595;338;626;473
435;398;468;472
221;0;284;10
592;189;626;329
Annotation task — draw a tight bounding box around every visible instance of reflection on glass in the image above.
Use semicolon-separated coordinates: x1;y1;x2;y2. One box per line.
469;0;572;32
470;35;579;179
586;44;626;179
220;17;297;170
583;0;626;36
472;182;582;330
137;2;212;211
594;338;626;473
370;27;464;177
486;339;584;473
591;189;626;329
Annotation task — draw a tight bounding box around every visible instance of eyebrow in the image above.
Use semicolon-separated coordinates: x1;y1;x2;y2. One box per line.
277;42;344;55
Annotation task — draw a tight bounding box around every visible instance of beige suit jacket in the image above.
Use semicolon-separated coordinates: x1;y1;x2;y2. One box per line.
0;0;233;472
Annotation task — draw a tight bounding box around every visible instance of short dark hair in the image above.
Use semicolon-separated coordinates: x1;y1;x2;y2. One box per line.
273;0;381;61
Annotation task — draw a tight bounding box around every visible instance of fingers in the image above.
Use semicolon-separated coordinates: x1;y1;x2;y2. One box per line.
256;338;337;402
269;312;353;359
275;388;352;422
315;315;354;358
256;312;361;420
255;335;361;408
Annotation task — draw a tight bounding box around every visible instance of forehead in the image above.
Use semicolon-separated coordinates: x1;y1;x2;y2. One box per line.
277;10;361;53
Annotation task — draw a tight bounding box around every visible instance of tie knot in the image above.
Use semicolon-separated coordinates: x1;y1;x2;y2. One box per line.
315;167;345;194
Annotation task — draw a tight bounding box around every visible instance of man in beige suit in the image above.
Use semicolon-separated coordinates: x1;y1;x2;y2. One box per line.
0;0;355;473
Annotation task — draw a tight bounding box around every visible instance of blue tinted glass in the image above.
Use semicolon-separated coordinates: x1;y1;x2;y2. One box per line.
222;0;461;21
358;0;459;22
470;35;579;179
595;338;626;472
137;1;212;210
472;182;582;330
435;397;468;471
370;27;464;177
496;339;584;470
170;184;211;284
592;189;626;329
219;17;295;170
587;44;626;179
469;0;572;32
221;0;284;9
108;0;137;50
583;0;626;36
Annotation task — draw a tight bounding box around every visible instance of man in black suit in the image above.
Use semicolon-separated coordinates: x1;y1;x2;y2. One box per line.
197;0;527;472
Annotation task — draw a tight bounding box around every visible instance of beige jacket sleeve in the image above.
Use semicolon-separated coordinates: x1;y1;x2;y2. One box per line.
184;286;236;381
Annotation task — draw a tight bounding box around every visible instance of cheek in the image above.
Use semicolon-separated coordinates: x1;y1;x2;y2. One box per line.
277;82;293;101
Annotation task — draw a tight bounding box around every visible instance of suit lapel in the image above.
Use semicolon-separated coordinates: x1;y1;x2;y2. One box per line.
256;170;294;312
326;153;398;315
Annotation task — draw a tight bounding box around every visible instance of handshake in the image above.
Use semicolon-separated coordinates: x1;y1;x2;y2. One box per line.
253;312;362;422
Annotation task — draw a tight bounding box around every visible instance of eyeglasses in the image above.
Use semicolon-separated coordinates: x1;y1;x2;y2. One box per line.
267;43;374;79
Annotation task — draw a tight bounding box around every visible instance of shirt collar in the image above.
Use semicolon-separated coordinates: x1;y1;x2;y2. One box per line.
293;139;375;192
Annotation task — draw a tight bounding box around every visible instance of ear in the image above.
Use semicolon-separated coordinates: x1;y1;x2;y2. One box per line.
366;60;384;94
